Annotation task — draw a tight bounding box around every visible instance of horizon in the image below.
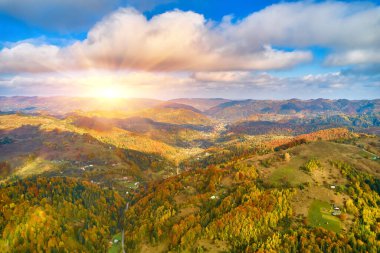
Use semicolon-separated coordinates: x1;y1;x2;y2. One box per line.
0;0;379;99
1;95;380;102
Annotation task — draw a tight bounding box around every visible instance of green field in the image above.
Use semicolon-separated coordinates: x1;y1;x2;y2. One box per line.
269;166;312;186
308;200;341;233
108;233;122;253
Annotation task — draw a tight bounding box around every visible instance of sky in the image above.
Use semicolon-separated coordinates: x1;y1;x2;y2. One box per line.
0;0;379;100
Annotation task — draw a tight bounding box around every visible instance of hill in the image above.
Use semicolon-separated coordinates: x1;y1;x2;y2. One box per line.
0;114;190;187
120;135;380;252
0;96;162;115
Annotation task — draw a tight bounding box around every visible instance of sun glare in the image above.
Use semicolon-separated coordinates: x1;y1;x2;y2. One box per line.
102;89;119;98
91;86;127;99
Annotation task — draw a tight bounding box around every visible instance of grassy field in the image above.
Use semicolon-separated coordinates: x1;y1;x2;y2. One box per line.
108;233;122;253
268;166;312;186
308;200;341;233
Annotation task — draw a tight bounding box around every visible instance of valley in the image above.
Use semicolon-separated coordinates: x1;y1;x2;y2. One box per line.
0;97;379;252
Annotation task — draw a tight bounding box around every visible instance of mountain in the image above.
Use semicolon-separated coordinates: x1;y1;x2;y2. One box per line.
206;99;380;121
228;113;380;136
168;98;231;111
2;97;379;122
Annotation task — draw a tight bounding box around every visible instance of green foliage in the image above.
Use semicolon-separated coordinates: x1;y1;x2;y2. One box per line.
301;158;321;172
0;161;11;177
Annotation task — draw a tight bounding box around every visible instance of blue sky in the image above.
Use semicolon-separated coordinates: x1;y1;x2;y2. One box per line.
0;0;379;99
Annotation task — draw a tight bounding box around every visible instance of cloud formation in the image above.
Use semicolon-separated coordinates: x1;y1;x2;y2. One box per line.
0;6;312;73
0;1;379;99
2;70;378;99
1;1;379;74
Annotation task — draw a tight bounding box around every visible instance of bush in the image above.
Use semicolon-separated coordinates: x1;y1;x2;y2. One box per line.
301;158;321;172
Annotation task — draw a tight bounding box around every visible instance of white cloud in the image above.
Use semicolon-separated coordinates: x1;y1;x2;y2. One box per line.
326;49;380;66
0;43;67;73
68;9;311;72
0;8;311;73
233;2;380;48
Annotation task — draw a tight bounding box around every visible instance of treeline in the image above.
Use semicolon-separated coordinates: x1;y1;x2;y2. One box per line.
0;177;125;252
228;113;380;136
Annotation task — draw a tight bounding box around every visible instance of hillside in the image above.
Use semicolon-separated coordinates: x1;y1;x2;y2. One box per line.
0;177;125;252
0;114;193;187
120;135;380;252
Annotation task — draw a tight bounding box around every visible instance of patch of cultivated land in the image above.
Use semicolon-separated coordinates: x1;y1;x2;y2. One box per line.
291;185;348;217
252;138;379;233
308;200;342;233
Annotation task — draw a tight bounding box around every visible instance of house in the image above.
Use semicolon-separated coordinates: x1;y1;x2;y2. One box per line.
332;204;341;216
332;210;341;216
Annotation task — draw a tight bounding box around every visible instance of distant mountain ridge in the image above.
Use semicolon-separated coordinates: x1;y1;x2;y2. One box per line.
205;98;380;121
0;96;162;114
0;97;379;122
168;98;231;111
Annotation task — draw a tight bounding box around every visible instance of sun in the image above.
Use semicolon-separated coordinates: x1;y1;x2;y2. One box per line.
102;88;119;98
91;86;126;99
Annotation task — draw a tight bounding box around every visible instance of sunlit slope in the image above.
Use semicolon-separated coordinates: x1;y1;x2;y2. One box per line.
65;104;212;126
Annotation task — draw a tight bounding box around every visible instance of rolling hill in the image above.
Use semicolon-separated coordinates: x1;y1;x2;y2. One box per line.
168;98;231;111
